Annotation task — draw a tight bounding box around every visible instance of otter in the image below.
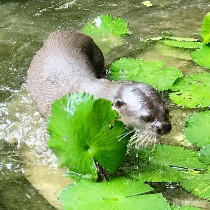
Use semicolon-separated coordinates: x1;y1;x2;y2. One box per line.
27;31;171;148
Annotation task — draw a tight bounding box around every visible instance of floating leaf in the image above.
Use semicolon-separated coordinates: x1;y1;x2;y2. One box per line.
202;12;210;44
131;162;181;182
109;58;183;91
162;40;203;49
129;144;205;182
192;45;210;69
181;171;210;201
170;73;210;108
140;144;205;170
165;37;199;42
83;15;130;53
185;111;210;147
60;178;170;210
48;93;128;180
171;204;201;210
199;145;210;166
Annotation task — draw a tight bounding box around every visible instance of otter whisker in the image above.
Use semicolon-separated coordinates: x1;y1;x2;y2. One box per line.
128;129;158;149
118;129;135;141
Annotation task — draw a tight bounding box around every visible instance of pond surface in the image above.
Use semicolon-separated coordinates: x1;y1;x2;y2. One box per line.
0;0;210;209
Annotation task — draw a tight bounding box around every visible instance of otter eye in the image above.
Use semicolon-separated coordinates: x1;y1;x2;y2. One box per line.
115;99;125;108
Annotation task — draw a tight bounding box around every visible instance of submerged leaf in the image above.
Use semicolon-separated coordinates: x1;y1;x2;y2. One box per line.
48;93;128;179
192;45;210;69
202;12;210;44
162;40;203;49
156;43;193;60
181;171;210;201
185;111;210;147
60;178;170;210
170;73;210;108
109;58;182;91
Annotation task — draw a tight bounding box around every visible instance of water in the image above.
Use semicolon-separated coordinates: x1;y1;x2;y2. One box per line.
0;0;210;209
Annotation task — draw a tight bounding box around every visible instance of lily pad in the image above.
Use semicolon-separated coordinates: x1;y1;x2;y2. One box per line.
202;12;210;44
162;40;203;49
192;45;210;69
165;37;199;42
129;144;205;182
171;204;201;210
199;145;210;166
109;58;183;91
181;171;210;201
48;93;128;180
83;15;130;53
60;178;170;210
185;111;210;147
170;73;210;108
139;144;205;170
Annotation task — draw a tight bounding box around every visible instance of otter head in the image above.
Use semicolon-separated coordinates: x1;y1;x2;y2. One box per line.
114;82;171;148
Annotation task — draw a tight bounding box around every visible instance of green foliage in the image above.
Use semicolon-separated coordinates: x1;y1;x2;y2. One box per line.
83;15;130;53
109;58;183;91
181;171;210;201
162;40;203;49
170;73;210;108
59;178;171;210
84;15;130;38
202;12;210;44
171;204;201;210
129;144;206;182
192;45;210;69
165;37;199;42
199;145;210;166
185;111;210;147
48;93;128;180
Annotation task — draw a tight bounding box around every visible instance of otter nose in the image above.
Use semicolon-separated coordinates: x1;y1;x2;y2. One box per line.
157;122;172;134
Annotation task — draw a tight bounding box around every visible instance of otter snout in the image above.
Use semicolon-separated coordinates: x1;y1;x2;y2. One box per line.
156;121;172;135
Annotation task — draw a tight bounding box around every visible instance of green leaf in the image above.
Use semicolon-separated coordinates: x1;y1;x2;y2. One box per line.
185;111;210;147
60;178;171;210
165;37;199;42
192;45;210;69
129;144;205;182
170;73;210;108
162;40;203;49
131;162;182;182
48;93;128;179
140;144;205;170
181;171;210;201
171;204;201;210
202;12;210;44
109;58;183;91
199;145;210;166
83;15;130;53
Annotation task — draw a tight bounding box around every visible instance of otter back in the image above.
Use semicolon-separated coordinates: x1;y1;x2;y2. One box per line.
27;31;104;116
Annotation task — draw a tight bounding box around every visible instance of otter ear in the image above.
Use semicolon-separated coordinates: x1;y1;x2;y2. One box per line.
114;99;125;108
